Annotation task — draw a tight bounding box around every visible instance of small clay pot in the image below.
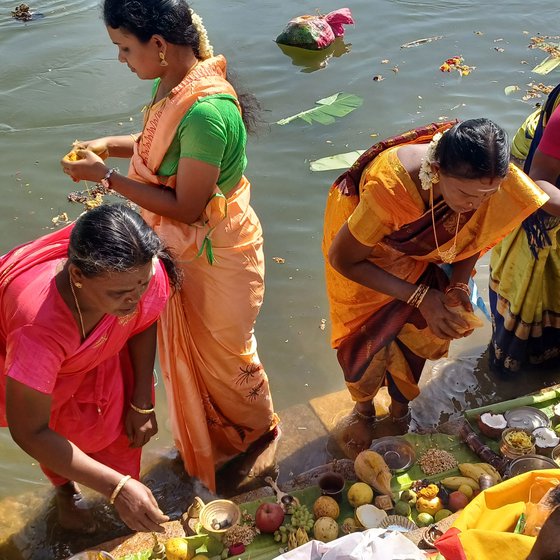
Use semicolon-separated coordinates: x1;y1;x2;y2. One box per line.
318;472;345;504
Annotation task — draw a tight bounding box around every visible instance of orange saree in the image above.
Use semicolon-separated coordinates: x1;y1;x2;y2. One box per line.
322;123;548;406
129;55;277;491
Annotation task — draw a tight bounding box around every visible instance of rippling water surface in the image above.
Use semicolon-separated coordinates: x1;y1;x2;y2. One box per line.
1;0;559;555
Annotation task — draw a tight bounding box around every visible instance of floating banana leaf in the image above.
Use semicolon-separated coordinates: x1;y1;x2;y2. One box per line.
276;92;363;125
310;149;365;171
532;55;560;75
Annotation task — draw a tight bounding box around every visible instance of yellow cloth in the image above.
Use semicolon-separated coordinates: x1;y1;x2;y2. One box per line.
448;469;560;560
490;222;560;335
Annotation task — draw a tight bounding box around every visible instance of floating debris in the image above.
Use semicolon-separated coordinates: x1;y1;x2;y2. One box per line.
522;81;554;101
11;3;43;21
372;74;384;81
439;56;475;76
400;35;443;49
67;183;122;211
272;257;285;264
529;35;560;57
51;212;69;226
12;3;32;20
504;85;521;95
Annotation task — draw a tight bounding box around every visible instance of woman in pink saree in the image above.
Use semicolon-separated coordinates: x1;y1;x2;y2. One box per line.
0;204;179;533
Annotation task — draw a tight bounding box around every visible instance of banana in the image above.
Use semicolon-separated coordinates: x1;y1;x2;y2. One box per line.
441;476;480;491
473;462;502;483
458;463;498;484
458;463;485;481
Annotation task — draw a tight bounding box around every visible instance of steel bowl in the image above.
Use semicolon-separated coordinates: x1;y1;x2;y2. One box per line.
369;436;416;473
505;454;558;478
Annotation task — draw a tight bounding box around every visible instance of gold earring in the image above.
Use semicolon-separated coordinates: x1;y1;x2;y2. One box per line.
159;51;168;67
74;282;83;289
431;173;440;184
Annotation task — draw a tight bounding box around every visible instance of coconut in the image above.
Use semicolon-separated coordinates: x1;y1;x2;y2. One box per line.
533;427;560;456
477;412;507;439
354;504;387;529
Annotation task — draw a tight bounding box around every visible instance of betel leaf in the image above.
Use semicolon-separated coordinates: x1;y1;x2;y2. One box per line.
532;55;560;75
276;92;363;125
310;150;365;171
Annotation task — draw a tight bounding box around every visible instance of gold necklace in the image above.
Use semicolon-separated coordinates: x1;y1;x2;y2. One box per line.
69;277;86;339
430;184;461;264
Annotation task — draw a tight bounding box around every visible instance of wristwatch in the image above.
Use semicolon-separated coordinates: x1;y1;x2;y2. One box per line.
100;167;118;189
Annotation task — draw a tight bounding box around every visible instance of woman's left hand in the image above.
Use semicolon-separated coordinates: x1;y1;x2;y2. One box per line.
61;149;108;183
125;408;158;448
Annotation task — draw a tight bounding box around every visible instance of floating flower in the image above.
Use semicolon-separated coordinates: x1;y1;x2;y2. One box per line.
439;56;475;76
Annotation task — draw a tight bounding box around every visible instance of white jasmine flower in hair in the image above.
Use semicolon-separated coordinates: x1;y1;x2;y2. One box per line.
190;9;214;59
419;131;444;190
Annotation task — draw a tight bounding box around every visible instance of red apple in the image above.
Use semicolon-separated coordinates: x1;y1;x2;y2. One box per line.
448;491;469;512
255;502;285;533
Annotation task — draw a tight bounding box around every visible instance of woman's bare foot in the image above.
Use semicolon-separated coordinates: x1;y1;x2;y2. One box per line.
55;481;97;534
373;402;411;437
332;408;376;460
238;426;281;479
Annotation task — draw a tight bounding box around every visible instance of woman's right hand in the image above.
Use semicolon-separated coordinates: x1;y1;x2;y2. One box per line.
73;138;110;160
113;477;169;532
418;289;469;340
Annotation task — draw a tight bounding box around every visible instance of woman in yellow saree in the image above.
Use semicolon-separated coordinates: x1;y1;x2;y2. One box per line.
323;119;560;454
61;0;278;492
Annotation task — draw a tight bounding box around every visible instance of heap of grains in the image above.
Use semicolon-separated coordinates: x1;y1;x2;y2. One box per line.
418;448;458;475
222;524;257;548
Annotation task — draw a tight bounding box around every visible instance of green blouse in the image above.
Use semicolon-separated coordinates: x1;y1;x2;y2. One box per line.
155;88;247;195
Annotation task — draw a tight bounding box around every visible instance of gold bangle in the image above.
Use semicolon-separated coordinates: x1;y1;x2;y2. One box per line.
109;474;131;505
445;282;471;296
415;285;430;308
406;285;422;306
130;402;155;415
407;284;429;308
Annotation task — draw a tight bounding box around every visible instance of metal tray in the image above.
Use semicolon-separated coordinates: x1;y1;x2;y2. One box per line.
505;406;550;431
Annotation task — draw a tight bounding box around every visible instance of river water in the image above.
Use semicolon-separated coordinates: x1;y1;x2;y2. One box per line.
1;0;559;557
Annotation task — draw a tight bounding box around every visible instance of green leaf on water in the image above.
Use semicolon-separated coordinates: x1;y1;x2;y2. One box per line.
504;85;520;95
276;92;363;125
532;55;560;75
310;150;365;171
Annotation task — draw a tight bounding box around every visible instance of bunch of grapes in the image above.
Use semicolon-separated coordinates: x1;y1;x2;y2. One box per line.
273;525;289;543
289;504;314;532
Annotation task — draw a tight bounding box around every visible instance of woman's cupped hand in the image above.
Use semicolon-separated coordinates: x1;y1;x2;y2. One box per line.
61;148;107;183
419;288;472;340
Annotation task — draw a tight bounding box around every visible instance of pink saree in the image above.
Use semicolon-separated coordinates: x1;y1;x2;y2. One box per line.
0;224;170;484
